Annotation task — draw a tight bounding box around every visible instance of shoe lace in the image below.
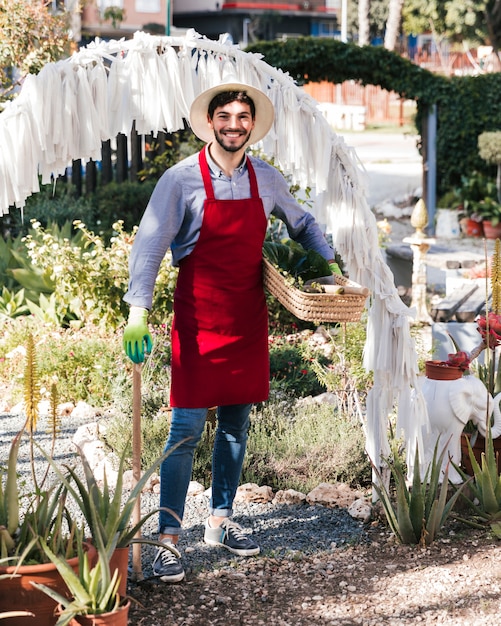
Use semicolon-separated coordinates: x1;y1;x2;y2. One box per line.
220;519;247;541
155;543;180;567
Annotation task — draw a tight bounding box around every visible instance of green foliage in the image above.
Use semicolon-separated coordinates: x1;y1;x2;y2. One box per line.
103;6;126;29
0;287;29;319
373;441;466;546
242;401;370;492
247;37;501;197
269;334;328;399
263;240;332;284
138;131;203;182
452;427;501;537
0;318;124;406
0;0;71;102
33;540;122;625
0;428;80;566
456;171;501;223
0;219;177;331
93;181;156;237
478;131;501;165
39;442;172;551
309;321;372;405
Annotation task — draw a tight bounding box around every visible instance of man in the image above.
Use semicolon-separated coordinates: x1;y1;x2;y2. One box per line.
123;82;337;583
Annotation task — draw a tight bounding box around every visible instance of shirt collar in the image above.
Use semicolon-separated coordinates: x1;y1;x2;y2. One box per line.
205;144;248;177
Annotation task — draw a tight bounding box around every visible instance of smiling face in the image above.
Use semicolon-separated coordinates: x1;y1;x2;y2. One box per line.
207;100;256;153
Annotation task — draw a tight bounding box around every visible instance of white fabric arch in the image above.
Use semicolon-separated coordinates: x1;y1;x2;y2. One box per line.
0;29;428;482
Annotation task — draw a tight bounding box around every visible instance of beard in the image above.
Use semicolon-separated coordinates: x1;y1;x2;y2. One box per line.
213;127;253;152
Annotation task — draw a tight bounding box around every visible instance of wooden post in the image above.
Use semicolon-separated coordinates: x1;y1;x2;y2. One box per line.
131;363;143;580
116;133;128;183
101;140;113;184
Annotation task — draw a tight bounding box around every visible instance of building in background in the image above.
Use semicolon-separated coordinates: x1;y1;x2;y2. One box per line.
79;0;340;45
173;1;340;46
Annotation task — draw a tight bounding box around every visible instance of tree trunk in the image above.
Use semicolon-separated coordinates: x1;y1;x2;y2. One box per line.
384;0;405;51
358;0;371;46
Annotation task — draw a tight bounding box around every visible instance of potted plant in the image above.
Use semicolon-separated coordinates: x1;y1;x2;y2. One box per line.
0;429;95;626
424;351;471;380
0;334;93;626
458;168;501;238
39;439;180;597
33;534;128;626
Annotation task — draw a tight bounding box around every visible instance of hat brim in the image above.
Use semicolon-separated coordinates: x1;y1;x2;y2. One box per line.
189;82;274;145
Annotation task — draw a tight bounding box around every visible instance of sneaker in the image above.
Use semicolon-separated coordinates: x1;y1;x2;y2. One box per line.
204;518;260;556
152;541;185;583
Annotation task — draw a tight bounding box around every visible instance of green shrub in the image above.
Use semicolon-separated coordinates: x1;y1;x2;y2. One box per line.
242;400;370;492
93;180;156;237
0;317;124;406
6;220;177;331
269;333;328;398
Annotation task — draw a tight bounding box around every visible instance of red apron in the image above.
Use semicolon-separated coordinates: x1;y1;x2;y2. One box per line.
170;147;269;408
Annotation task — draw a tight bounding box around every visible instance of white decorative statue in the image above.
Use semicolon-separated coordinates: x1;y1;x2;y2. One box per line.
417;374;501;483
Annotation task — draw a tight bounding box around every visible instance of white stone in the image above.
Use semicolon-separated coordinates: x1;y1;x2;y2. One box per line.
71;400;96;419
348;498;372;522
188;480;205;496
73;422;100;448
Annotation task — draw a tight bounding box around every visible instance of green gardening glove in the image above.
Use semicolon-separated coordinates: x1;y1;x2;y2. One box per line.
123;306;153;363
329;261;343;276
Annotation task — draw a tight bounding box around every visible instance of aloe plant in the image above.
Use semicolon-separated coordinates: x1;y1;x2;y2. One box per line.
32;537;122;626
452;426;501;538
39;441;180;555
0;334;80;566
373;441;467;546
0;429;80;566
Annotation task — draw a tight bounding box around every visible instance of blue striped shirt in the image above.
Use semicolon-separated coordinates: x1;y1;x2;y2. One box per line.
124;149;334;309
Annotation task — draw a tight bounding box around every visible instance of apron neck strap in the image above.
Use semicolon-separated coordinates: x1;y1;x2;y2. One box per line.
199;146;260;200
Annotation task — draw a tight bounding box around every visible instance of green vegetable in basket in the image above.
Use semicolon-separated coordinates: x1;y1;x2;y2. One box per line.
263;240;332;282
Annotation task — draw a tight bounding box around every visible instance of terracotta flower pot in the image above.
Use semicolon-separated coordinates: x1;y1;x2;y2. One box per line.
61;599;130;626
461;433;501;475
482;220;501;240
459;217;483;237
110;547;129;598
0;543;96;626
425;360;463;380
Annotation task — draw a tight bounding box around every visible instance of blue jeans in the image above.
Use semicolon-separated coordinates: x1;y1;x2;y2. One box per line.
158;403;252;535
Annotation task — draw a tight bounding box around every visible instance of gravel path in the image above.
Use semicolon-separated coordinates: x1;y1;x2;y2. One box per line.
1;410;367;579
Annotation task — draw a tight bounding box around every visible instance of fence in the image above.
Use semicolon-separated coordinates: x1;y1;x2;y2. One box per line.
302;81;417;130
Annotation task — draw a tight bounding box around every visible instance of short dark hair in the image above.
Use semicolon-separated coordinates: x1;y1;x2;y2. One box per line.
208;91;256;120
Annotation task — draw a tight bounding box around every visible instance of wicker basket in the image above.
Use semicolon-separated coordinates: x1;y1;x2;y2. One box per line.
262;258;368;323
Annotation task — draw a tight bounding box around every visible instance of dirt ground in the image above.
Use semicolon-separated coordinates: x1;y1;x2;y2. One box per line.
127;519;501;626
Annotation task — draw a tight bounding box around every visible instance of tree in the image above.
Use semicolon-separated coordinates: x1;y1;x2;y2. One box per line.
358;0;371;46
384;0;405;50
403;0;501;69
0;0;71;103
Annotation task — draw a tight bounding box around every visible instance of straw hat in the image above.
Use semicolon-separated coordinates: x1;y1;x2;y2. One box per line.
189;82;274;144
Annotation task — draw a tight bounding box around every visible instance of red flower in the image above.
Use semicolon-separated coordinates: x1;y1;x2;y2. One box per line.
477;313;501;348
446;351;471;371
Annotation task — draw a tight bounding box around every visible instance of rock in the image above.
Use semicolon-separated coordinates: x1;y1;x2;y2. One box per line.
93;458;119;486
272;489;307;505
73;422;100;447
348;497;372;522
306;482;365;508
188;480;205;496
297;392;338;406
234;482;274;503
71;400;97;420
58;402;75;416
